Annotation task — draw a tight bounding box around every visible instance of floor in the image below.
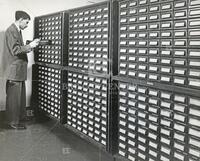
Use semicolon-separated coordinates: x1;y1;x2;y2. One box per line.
0;117;114;161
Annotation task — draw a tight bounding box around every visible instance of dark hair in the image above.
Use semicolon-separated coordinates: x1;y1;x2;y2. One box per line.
15;11;31;21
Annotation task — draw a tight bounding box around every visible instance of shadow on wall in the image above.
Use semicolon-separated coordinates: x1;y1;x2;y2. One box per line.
0;31;6;111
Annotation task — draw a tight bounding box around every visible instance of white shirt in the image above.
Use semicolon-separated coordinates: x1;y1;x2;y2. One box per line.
14;22;21;33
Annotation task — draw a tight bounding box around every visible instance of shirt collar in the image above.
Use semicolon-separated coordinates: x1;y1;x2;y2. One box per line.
14;22;21;32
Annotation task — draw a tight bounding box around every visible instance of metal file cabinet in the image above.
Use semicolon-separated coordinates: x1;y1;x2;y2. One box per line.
32;0;200;160
32;64;67;123
67;2;110;74
34;12;68;66
33;2;112;151
115;80;200;161
114;0;200;161
65;70;109;148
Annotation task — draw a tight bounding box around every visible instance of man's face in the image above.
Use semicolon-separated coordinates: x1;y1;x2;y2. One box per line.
19;18;29;30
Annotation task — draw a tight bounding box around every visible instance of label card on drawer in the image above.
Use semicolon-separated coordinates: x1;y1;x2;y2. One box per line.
175;2;186;8
174;104;186;113
128;93;136;99
102;126;106;132
128;140;136;147
119;135;126;142
149;132;157;140
174;95;186;103
119;143;126;149
138;88;146;94
162;13;171;19
162;4;171;10
175;22;186;28
189;79;200;87
128;147;136;155
149;106;158;114
174;31;186;37
94;136;100;141
189;148;200;157
190;98;200;106
189;60;200;67
161;136;170;145
102;120;106;125
149;150;157;157
161;119;171;127
174;142;184;151
138;152;146;160
161;32;171;37
138;96;146;102
149;141;157;149
189;118;200;127
128;86;136;91
138;136;146;144
138;144;146;152
174;113;185;122
161;76;170;82
149;98;158;105
138;103;146;110
128;132;136;139
161;146;170;155
189;69;200;77
119;150;125;156
174;69;185;75
129;108;136;115
149;115;158;122
128;116;136;123
189;40;200;46
119;105;126;112
138;120;146;128
160;155;170;161
161;22;171;28
161;67;171;73
102;133;106;139
189;108;200;117
119;113;126;119
189;30;200;36
161;110;171;118
119;120;126;126
189;138;200;147
174;132;185;142
138;112;146;118
175;11;186;18
174;78;185;84
189;50;200;57
174;123;185;132
149;74;158;80
150;49;158;55
189;128;200;138
161;92;171;99
119;128;126;134
150;24;159;29
128;100;136;106
128;124;136;131
149;90;158;96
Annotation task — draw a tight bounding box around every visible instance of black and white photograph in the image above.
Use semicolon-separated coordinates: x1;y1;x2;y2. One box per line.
0;0;200;161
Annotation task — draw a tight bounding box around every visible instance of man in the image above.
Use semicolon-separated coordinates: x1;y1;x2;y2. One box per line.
3;11;40;129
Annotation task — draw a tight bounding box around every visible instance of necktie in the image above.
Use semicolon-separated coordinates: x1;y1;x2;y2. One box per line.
19;30;23;43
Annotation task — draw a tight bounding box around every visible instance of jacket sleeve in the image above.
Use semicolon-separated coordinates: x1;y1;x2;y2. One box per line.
5;29;32;56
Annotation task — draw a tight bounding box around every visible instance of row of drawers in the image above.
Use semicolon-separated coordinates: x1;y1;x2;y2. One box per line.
119;0;200;9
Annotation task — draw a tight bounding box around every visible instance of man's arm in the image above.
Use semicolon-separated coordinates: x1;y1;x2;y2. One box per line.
5;29;32;56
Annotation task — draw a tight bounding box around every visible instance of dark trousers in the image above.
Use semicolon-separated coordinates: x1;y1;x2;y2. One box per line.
6;80;26;125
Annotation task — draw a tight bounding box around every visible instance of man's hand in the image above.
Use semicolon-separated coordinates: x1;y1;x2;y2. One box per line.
29;38;40;48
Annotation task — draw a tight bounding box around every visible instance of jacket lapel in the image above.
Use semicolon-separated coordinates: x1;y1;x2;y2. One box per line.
11;23;24;45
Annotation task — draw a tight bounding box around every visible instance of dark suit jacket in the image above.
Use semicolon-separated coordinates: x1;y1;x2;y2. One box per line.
3;23;32;81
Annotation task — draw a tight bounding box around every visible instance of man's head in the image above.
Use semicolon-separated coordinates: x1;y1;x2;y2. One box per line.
15;11;31;30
